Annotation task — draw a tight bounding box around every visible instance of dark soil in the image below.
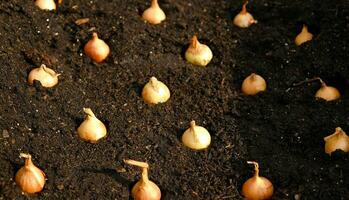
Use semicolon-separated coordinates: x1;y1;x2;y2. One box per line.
0;0;348;199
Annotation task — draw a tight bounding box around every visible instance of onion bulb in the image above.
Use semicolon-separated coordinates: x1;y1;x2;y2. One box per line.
124;159;161;200
15;153;46;194
35;0;56;10
315;79;340;101
181;120;211;150
185;35;213;67
241;73;267;95
84;32;110;63
324;127;349;155
294;25;313;46
233;1;257;28
242;161;273;200
77;108;107;143
142;77;170;104
142;0;166;25
28;64;60;88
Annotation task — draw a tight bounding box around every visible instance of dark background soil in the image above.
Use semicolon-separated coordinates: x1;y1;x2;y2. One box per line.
0;0;348;199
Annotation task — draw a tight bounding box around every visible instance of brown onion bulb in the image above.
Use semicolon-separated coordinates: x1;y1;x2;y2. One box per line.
77;108;107;143
124;159;161;200
241;73;267;95
233;1;257;28
84;32;110;63
315;79;340;101
242;161;273;200
15;153;46;194
181;120;211;150
142;0;166;25
142;77;170;104
294;25;313;46
185;35;213;67
35;0;56;10
324;127;349;155
28;64;60;88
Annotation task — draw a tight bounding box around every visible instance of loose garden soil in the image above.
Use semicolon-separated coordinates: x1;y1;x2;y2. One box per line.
0;0;348;199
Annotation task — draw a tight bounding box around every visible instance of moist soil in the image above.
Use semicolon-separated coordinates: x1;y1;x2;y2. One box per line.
0;0;348;199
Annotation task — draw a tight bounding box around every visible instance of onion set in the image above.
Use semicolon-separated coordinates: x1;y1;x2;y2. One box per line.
28;64;60;88
15;153;46;194
242;161;274;200
241;73;267;95
35;0;56;10
77;108;107;143
84;32;110;63
185;35;213;67
294;25;313;46
315;78;340;101
181;120;211;150
233;1;257;28
324;127;349;155
124;159;161;200
142;77;170;104
142;0;166;25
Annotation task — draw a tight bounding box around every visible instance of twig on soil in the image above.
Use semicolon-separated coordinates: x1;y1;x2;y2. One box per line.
285;77;321;92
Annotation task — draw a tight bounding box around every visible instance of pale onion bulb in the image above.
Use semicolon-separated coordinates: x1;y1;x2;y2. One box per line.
142;77;170;104
35;0;56;10
242;161;274;200
28;64;60;88
324;127;349;155
185;35;213;67
84;32;110;63
142;0;166;25
77;108;107;143
315;79;340;101
233;1;258;28
241;73;267;95
294;25;313;46
15;153;46;194
124;159;161;200
181;120;211;150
